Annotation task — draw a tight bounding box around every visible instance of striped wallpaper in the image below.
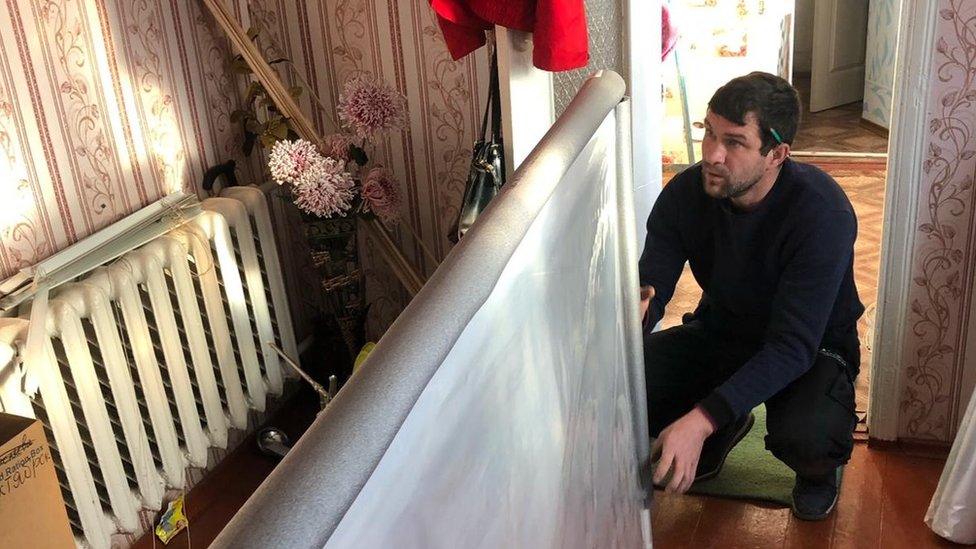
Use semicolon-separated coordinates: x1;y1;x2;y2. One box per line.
0;0;489;340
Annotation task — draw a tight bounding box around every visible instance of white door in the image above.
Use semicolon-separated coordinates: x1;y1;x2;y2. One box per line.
810;0;869;112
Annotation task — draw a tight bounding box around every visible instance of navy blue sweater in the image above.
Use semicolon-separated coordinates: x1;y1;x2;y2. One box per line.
639;159;864;428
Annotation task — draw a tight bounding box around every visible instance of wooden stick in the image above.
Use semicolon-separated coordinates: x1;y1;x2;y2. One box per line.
267;341;331;401
202;0;427;296
203;0;317;140
385;217;439;271
362;218;425;295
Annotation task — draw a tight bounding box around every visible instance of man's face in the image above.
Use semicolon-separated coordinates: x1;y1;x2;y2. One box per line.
700;110;771;200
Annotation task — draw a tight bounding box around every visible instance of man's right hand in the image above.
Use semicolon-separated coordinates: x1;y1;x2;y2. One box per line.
640;285;655;324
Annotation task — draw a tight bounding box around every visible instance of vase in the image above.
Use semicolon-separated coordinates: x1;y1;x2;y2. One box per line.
304;214;368;359
277;187;367;363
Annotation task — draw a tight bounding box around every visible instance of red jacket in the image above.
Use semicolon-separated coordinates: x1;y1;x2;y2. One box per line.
431;0;589;72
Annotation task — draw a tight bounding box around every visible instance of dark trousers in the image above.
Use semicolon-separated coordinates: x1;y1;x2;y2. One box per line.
644;321;860;478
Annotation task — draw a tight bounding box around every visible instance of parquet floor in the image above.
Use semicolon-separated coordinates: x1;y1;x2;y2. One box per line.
791;76;889;154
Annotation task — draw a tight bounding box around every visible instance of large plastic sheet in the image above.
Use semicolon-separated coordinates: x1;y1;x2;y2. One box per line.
324;113;647;548
925;385;976;544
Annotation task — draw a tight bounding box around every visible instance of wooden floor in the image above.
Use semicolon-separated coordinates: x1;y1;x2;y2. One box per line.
131;389;322;549
130;396;958;549
652;443;957;548
791;76;889;155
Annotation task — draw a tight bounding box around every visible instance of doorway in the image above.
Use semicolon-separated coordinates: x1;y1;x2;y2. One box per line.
791;0;896;430
658;0;895;428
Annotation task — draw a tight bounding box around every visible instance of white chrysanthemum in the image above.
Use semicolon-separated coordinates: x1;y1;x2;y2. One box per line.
292;158;356;218
268;139;322;185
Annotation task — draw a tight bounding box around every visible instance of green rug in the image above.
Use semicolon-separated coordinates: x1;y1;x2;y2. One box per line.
653;406;847;505
685;405;795;505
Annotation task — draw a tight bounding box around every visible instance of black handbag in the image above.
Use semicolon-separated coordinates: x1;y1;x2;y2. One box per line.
449;47;505;243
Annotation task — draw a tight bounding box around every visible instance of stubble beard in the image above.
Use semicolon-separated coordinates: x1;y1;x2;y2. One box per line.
703;165;764;200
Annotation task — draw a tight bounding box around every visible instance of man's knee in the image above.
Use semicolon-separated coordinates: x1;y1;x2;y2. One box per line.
643;325;715;437
643;326;684;366
763;347;859;476
765;411;855;476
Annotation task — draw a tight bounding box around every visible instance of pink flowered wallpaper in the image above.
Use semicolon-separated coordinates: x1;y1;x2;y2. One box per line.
899;0;976;443
0;0;487;340
0;0;259;278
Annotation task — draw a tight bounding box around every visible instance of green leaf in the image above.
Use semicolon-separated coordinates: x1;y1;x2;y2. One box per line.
230;109;245;123
231;58;254;74
269;119;290;140
245;118;262;134
268;57;290;65
259;134;278;149
289;85;304;98
246;25;260;41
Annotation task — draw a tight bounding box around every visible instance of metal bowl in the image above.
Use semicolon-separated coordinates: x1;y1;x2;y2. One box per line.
256;427;292;459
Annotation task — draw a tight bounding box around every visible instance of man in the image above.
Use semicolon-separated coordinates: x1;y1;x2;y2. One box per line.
639;72;863;521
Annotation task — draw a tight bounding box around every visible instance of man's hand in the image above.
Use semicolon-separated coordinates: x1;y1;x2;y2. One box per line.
652;407;716;493
640;286;655;324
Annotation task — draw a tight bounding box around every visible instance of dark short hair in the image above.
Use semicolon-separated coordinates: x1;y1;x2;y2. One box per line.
708;72;801;154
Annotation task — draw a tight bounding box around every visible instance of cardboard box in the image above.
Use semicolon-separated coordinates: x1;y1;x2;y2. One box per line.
0;413;76;548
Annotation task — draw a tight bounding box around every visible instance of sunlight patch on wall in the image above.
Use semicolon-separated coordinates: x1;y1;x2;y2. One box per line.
87;0;187;196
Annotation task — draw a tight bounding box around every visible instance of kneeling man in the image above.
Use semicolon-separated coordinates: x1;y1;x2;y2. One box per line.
640;72;863;521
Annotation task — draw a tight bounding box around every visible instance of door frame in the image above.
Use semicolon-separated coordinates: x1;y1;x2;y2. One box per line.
623;0;930;442
867;0;937;441
497;0;928;442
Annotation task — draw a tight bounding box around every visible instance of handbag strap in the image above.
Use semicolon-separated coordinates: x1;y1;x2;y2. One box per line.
480;44;502;142
489;46;502;141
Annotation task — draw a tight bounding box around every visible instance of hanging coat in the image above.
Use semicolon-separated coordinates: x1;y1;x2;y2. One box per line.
431;0;589;72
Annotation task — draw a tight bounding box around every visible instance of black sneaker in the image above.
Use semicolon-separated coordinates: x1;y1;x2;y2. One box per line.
694;412;755;482
791;469;840;521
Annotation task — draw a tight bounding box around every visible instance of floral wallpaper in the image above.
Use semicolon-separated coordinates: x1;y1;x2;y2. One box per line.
0;0;262;291
238;0;488;335
0;0;488;340
862;0;898;129
899;0;976;443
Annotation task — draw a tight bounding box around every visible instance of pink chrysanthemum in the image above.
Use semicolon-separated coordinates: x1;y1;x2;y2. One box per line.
337;77;406;140
292;158;356;218
360;167;401;223
268;139;321;185
320;133;356;162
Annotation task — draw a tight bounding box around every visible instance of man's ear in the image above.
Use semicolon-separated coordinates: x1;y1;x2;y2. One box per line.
767;143;790;167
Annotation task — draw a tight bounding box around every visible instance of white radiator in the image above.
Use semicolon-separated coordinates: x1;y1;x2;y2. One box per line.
0;186;298;548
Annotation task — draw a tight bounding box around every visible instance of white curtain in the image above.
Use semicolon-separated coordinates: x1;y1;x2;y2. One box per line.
926;386;976;544
324;113;647;548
